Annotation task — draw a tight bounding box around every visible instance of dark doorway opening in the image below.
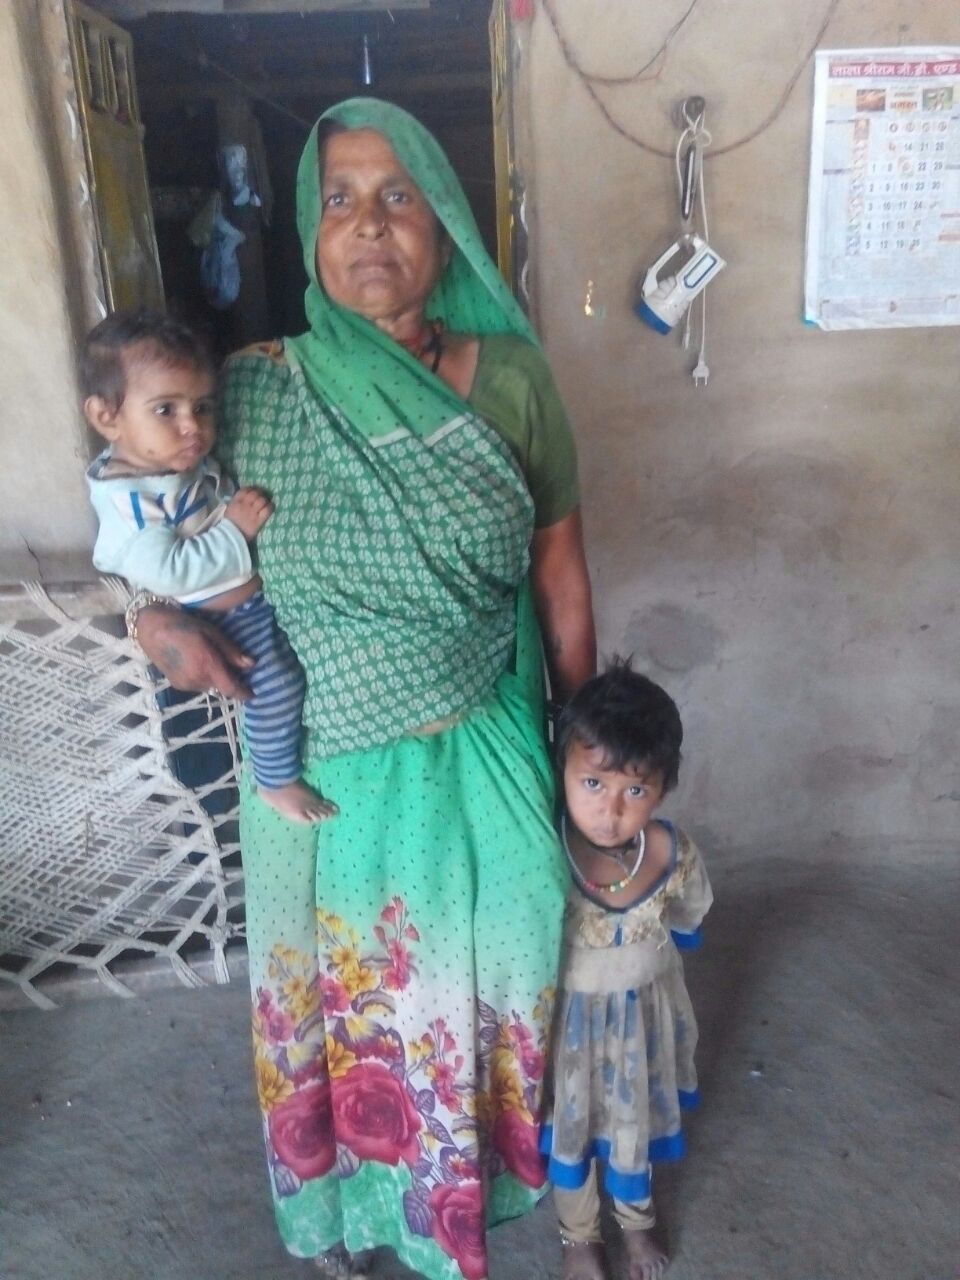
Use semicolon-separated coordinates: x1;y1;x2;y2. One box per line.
120;3;497;357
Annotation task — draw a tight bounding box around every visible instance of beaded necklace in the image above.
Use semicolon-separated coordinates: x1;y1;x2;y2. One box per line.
397;319;444;373
561;815;646;895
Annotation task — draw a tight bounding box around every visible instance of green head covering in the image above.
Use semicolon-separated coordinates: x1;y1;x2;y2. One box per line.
286;97;535;440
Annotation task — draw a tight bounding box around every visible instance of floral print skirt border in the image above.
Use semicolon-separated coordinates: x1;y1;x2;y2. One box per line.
240;679;567;1280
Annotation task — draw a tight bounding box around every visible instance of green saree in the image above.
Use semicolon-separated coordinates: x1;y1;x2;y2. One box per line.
220;100;573;1280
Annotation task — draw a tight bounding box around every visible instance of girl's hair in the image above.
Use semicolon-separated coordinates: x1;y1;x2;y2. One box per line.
556;658;683;792
80;308;212;410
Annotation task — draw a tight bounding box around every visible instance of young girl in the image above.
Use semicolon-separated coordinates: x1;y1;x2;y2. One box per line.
82;308;334;825
541;662;712;1280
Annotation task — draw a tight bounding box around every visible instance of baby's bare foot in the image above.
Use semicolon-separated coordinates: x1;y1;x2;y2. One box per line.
258;779;337;824
620;1227;667;1280
562;1240;606;1280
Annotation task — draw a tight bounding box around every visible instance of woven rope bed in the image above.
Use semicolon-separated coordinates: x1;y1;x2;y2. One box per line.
0;580;244;1009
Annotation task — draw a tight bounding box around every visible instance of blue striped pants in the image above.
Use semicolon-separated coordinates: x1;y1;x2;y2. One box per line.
212;591;306;789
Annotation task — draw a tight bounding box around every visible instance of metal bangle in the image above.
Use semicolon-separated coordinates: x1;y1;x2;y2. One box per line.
124;591;180;646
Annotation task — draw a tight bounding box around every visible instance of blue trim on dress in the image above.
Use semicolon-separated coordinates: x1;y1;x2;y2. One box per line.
539;1111;690;1201
604;1159;653;1202
671;926;703;950
129;491;145;530
678;1087;700;1110
648;1131;686;1161
539;1129;653;1201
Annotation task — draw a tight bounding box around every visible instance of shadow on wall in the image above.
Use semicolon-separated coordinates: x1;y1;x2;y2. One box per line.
622;602;724;675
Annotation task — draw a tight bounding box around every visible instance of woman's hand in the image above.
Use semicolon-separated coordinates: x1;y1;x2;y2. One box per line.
134;605;255;700
530;508;596;703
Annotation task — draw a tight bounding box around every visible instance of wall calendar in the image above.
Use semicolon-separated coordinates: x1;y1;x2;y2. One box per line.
805;47;960;330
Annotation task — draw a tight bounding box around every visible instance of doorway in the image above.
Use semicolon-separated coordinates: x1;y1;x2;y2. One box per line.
104;2;498;356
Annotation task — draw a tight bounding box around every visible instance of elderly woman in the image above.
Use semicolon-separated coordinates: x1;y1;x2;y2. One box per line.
135;99;594;1280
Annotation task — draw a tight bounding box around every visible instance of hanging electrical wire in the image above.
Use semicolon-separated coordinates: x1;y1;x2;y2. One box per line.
675;100;714;385
539;0;843;158
541;0;703;87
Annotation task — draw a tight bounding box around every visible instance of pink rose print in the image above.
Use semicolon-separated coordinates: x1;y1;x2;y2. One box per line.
370;1034;404;1063
432;1018;456;1055
445;1151;481;1181
380;896;402;926
255;991;295;1045
429;1181;486;1280
332;1061;422;1166
519;1045;544;1081
493;1109;545;1189
289;1052;327;1088
429;1060;460;1110
268;1081;336;1180
383;938;411;992
513;1023;544;1081
319;976;350;1014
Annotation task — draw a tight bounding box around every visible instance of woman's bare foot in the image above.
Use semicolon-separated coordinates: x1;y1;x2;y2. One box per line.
258;779;338;824
313;1243;373;1276
562;1240;606;1280
620;1227;667;1280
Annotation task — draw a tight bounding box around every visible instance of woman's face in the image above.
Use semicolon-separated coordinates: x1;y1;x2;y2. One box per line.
315;129;447;326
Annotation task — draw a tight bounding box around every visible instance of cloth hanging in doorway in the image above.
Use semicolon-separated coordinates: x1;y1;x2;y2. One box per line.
188;191;246;310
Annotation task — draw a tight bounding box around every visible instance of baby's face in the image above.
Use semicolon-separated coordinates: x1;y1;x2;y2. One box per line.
563;739;665;849
103;347;216;474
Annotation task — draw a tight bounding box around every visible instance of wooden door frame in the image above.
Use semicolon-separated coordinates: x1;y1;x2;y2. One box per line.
489;0;538;323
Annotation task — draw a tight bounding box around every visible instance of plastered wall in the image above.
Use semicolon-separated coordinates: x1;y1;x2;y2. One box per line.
0;0;955;851
525;1;959;850
0;2;96;583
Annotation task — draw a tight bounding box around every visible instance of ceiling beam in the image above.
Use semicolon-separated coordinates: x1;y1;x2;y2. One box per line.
91;0;428;17
138;68;490;101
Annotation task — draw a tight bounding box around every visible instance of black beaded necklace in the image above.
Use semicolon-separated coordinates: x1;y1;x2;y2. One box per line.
400;319;444;373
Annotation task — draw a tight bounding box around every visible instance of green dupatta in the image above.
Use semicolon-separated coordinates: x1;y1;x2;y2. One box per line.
286;97;536;440
222;99;546;760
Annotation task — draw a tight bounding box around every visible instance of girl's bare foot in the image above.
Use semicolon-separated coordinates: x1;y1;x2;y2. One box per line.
258;779;338;824
620;1227;667;1280
562;1240;606;1280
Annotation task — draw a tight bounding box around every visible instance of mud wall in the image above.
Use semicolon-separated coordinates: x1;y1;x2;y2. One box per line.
524;1;959;848
0;1;97;583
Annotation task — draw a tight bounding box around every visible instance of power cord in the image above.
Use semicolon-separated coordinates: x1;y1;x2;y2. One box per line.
675;102;713;386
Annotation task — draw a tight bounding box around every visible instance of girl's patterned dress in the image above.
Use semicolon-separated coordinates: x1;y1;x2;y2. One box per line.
540;821;713;1204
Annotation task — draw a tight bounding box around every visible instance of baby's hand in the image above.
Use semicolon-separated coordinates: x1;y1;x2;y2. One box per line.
225;486;274;539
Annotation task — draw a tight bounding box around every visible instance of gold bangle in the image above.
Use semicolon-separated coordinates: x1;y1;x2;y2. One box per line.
124;591;180;646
